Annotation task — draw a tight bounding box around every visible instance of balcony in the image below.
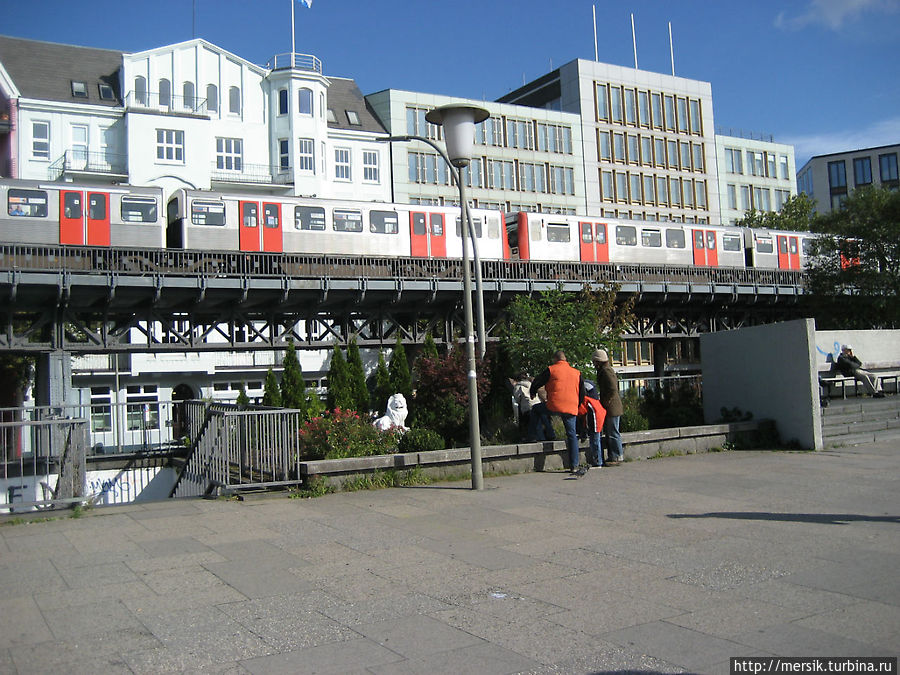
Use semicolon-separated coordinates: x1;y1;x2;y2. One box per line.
125;92;209;116
267;53;322;73
210;161;294;187
48;150;128;181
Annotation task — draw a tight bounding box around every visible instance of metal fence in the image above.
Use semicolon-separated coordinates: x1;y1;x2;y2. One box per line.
172;406;305;498
0;414;88;512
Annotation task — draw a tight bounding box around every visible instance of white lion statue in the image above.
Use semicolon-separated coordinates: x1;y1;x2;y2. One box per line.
374;393;409;432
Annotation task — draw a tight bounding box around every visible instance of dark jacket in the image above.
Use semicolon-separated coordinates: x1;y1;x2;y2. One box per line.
594;361;624;417
836;353;862;377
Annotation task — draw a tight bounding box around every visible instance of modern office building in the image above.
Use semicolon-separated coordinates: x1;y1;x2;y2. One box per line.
716;134;796;225
365;90;585;214
797;143;900;214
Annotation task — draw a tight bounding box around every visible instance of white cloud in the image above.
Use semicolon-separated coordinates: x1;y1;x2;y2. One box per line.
784;117;900;167
775;0;899;31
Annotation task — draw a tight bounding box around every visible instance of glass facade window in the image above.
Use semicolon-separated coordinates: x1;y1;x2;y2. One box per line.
596;84;608;120
624;89;636;125
638;91;650;127
828;160;847;189
689;99;701;133
598;131;611;160
610;86;623;123
879;153;898;182
228;86;241;114
156;129;184;162
279;139;289;171
298;88;313;115
651;93;663;129
363;150;379;182
779;154;789;179
641;136;652;165
278;88;288;115
298;138;315;172
334;147;351;180
215;137;242;171
32;121;50;159
854;157;872;186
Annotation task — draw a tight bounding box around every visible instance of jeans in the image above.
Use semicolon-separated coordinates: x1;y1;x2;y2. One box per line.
587;430;603;466
604;415;623;461
529;402;555;441
559;413;579;469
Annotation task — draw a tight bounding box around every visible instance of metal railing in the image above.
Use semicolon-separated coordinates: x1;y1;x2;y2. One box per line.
173;404;304;498
618;373;702;398
210;161;294;185
1;413;88;513
124;91;209;115
48;150;128;180
267;53;323;72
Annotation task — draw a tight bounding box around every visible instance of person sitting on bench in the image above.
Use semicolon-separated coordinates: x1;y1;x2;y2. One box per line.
836;344;885;398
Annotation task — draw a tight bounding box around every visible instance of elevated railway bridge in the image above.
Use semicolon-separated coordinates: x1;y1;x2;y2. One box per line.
0;243;809;356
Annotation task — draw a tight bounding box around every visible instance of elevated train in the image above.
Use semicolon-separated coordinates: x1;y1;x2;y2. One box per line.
1;179;812;273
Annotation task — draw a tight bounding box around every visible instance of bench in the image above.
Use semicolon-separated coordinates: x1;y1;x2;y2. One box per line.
819;361;900;399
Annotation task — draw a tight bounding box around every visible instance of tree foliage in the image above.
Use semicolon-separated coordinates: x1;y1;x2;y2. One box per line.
735;193;816;231
371;350;392;415
388;335;413;403
346;339;370;414
806;186;900;328
326;344;352;411
501;284;636;376
262;368;282;407
280;342;307;412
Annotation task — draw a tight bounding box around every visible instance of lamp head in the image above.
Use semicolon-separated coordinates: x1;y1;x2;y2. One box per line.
425;104;489;168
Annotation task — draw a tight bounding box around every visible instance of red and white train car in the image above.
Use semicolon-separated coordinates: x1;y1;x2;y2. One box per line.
1;179;166;249
166;189;511;260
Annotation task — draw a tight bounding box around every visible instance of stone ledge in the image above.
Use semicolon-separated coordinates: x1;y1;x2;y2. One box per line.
299;420;773;486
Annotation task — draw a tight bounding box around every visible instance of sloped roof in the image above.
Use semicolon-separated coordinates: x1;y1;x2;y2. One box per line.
0;35;123;105
327;77;386;134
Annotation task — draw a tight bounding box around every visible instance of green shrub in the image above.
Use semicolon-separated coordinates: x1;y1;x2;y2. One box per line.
398;428;445;453
298;407;399;460
620;387;649;432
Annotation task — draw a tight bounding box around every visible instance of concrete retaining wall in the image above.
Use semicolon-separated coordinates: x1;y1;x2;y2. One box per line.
300;420;770;489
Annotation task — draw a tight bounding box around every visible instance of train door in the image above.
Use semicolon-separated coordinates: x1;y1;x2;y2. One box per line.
59;190;110;246
776;234;800;270
239;200;260;252
691;229;718;267
409;210;446;257
579;221;609;263
261;202;283;253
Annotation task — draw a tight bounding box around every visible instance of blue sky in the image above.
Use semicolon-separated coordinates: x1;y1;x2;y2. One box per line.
5;0;899;166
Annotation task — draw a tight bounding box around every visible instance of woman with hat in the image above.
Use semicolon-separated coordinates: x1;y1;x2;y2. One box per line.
592;348;625;464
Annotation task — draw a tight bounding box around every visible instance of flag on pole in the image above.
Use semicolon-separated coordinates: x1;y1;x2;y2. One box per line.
299;0;312;7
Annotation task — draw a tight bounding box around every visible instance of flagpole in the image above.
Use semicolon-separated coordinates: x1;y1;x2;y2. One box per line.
291;0;296;68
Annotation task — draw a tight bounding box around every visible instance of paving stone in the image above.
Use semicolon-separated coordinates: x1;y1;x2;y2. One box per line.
239;638;402;674
352;614;485;659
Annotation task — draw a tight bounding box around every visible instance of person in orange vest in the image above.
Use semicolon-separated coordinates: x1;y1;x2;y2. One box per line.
531;350;586;475
578;381;607;467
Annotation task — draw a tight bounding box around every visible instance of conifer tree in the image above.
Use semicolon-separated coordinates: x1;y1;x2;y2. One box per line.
262;368;282;407
326;344;352;410
372;349;391;415
280;342;307;414
388;335;413;403
235;386;250;409
421;332;440;359
305;386;325;419
346;338;370;413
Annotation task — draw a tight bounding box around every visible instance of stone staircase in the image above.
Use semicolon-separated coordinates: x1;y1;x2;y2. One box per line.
821;396;900;446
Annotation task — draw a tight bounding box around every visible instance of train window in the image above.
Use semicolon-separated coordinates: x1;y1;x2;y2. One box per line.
756;236;773;253
295;205;325;230
7;189;48;217
370;210;399;234
546;223;570;243
802;238;813;256
722;234;742;251
641;229;662;247
580;222;592;243
790;239;798;254
616;225;637;246
62;192;83;219
263;204;280;229
121;196;158;223
455;216;483;238
88;193;106;220
779;237;788;254
693;230;705;249
430;213;443;236
191;200;226;226
412;213;426;235
334;208;363;232
665;229;685;248
242;203;258;228
706;232;716;250
596;224;606;244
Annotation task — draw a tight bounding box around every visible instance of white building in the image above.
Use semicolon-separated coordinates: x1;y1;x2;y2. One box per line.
797;143;900;215
715;135;796;225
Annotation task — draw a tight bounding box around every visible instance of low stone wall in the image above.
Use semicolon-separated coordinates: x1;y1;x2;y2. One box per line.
300;419;772;489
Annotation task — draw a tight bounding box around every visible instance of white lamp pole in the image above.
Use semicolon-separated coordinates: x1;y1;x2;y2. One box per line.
425;104;489;491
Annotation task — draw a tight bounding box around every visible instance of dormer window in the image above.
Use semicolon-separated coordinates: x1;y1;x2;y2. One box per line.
346;110;361;126
98;83;115;101
326;108;336;123
71;81;88;98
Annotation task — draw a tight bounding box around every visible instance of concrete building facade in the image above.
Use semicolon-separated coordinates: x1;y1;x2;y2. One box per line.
797;143;900;215
716;135;796;225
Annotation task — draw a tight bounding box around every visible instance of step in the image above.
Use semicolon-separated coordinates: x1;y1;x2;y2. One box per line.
823;418;900;439
825;427;900;447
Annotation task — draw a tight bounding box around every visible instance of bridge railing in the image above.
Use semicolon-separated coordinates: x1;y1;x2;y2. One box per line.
0;243;807;287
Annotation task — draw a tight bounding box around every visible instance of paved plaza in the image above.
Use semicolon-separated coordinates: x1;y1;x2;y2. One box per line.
1;439;898;674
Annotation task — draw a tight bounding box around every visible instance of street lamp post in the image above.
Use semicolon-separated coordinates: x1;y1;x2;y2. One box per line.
378;104;489;490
